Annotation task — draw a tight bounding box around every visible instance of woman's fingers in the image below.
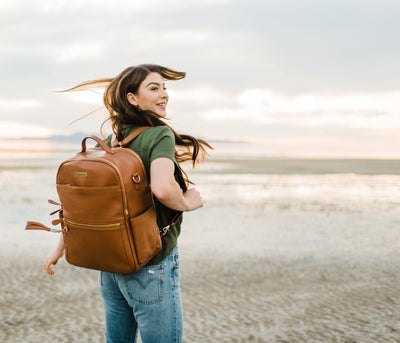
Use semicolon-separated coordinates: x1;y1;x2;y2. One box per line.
44;256;57;275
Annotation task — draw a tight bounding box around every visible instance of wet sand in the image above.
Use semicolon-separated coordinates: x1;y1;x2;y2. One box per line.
199;158;400;175
2;221;400;342
1;158;400;342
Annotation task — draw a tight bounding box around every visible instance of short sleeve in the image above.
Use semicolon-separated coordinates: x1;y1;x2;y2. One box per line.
149;126;176;164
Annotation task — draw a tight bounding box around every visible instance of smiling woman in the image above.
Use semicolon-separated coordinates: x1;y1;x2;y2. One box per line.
125;73;169;117
42;63;212;343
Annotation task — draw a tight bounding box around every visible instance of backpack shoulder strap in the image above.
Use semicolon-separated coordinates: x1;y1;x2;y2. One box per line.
111;125;183;235
160;211;182;236
112;126;150;148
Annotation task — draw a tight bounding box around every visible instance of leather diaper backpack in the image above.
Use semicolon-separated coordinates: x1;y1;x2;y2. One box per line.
26;127;180;273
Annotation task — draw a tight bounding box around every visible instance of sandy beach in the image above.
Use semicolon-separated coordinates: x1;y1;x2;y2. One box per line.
2;240;400;342
1;156;400;342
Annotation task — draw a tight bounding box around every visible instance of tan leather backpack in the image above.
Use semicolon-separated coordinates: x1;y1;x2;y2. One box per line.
26;127;180;273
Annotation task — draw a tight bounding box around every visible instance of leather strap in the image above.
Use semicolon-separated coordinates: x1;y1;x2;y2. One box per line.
109;125;181;236
170;212;183;226
29;127;180;237
25;221;67;233
82;136;115;153
48;199;61;206
160;211;182;237
112;126;150;148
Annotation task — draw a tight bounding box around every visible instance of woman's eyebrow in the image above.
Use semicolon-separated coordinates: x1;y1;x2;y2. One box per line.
145;82;165;88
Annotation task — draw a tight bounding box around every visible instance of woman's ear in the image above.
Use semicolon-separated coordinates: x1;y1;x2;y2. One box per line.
127;92;138;106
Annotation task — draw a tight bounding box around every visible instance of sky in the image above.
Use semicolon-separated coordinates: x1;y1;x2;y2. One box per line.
1;0;399;157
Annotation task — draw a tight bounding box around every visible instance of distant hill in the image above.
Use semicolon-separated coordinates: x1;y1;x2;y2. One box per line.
45;132;98;142
14;132;100;142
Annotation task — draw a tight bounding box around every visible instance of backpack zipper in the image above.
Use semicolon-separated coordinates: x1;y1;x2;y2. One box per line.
65;219;120;228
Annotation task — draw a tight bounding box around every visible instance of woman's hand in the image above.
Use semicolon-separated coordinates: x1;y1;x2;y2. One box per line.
183;188;203;211
44;248;64;275
44;235;65;275
151;158;204;212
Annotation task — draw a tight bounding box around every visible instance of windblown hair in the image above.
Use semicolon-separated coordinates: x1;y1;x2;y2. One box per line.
65;64;212;187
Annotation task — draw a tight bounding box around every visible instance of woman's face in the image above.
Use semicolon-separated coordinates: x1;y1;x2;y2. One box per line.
127;72;168;117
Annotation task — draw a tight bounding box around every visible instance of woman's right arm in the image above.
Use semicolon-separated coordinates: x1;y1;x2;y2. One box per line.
43;234;65;275
150;157;203;212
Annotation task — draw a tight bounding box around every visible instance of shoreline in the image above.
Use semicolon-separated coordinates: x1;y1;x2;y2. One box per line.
1;155;400;342
196;158;400;175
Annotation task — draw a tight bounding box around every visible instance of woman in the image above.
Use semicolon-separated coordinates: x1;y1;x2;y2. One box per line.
43;64;211;343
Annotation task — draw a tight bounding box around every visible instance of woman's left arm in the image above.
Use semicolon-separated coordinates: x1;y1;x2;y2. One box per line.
43;234;65;275
150;157;203;212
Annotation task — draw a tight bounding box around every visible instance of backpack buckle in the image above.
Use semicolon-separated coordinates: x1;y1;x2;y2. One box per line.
160;224;171;236
132;174;141;183
50;227;66;233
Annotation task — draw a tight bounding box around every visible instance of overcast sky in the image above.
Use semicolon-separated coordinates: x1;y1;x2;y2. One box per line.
1;0;399;157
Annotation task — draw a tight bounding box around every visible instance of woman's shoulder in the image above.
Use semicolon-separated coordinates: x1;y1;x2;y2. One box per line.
123;124;172;136
148;125;173;135
141;125;174;142
122;125;175;150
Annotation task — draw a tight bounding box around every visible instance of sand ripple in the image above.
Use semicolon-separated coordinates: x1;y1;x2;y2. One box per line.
2;251;400;342
180;253;400;343
0;255;105;343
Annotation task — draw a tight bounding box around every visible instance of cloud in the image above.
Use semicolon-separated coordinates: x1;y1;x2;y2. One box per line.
3;0;232;14
161;30;211;44
168;86;226;104
202;89;400;129
0;98;41;110
0;0;399;158
0;121;62;139
62;90;104;105
52;42;107;63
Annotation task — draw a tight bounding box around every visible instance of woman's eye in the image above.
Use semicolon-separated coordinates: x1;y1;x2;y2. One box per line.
151;87;158;91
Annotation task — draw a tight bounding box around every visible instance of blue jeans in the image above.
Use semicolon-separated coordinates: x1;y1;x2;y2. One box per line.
99;246;183;343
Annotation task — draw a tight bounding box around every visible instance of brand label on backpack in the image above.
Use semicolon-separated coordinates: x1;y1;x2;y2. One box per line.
75;172;87;177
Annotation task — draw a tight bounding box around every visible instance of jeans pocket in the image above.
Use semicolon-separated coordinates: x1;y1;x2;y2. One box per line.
123;265;165;304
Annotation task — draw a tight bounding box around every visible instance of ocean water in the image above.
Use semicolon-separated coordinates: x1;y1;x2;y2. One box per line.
1;140;400;258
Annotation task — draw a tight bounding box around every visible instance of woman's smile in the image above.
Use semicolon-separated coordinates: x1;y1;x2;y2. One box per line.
128;72;169;117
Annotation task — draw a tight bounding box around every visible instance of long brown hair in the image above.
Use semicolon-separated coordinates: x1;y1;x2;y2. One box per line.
65;64;212;186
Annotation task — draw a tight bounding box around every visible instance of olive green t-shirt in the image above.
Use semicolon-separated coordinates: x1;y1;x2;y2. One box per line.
107;125;183;265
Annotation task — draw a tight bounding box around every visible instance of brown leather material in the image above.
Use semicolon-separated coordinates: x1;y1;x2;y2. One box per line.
52;218;62;226
26;127;181;274
111;126;150;148
160;211;182;237
81;136;114;153
59;128;161;273
25;221;52;231
25;221;67;233
48;199;61;206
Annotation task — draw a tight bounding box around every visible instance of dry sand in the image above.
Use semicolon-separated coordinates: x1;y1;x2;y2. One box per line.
1;243;400;342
